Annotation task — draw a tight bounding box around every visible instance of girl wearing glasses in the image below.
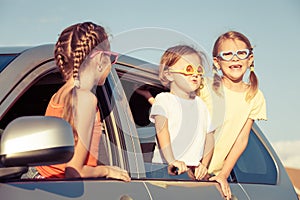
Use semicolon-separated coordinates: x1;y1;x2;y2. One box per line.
149;45;215;180
206;31;267;199
24;22;130;181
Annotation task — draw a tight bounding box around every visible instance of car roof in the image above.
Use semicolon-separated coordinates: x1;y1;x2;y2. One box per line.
0;44;159;75
0;46;32;54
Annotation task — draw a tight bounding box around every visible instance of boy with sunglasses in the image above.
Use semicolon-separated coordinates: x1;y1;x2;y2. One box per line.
149;45;215;180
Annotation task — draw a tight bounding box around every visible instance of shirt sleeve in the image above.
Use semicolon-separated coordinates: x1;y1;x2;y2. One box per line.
249;89;267;121
149;93;168;123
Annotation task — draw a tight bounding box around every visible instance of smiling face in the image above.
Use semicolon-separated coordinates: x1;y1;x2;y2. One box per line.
167;53;202;98
213;39;253;82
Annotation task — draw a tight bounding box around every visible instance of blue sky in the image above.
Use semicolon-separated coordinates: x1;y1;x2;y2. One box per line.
1;0;300;166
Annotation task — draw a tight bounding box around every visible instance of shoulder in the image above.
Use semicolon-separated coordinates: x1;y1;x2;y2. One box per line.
253;89;266;102
155;92;174;101
153;92;176;108
76;90;97;108
195;96;209;110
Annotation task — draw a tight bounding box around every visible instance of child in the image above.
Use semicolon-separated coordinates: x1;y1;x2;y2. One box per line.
23;22;130;181
207;31;267;199
149;45;215;180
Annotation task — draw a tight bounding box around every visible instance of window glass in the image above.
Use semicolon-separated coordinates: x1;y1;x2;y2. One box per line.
118;75;197;180
0;72;62;129
232;130;277;184
0;55;17;72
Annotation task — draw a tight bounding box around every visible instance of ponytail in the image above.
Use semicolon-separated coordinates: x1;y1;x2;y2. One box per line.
246;62;258;102
212;64;223;97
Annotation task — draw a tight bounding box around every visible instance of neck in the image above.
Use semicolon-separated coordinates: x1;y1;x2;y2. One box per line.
170;85;196;99
222;76;248;92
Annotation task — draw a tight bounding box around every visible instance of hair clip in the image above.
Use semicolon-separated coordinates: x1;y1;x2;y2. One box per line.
250;66;254;72
74;78;80;88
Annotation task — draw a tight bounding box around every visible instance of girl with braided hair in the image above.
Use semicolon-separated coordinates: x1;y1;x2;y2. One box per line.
24;22;130;181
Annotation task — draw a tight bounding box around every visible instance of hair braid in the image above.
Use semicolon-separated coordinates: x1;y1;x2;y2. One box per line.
53;22;109;144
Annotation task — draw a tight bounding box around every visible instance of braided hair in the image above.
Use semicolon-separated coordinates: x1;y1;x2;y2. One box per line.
54;22;109;142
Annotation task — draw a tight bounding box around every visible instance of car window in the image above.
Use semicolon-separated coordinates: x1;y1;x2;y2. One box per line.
116;70;196;180
231;130;277;184
0;72;63;129
0;54;17;72
0;71;114;179
117;69;278;183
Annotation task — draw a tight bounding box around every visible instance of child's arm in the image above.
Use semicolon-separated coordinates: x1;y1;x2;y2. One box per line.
154;115;188;175
135;87;155;105
209;118;253;200
217;118;253;178
194;132;214;180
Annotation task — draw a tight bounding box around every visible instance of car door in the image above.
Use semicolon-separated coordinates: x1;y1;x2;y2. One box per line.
112;61;250;199
1;180;152;200
230;125;298;199
0;48;151;199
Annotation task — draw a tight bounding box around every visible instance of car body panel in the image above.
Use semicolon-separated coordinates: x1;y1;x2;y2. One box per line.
1;180;151;199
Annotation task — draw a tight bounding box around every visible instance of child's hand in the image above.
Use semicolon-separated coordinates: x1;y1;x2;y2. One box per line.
134;84;152;99
194;162;208;180
168;160;188;175
106;166;131;182
209;174;231;200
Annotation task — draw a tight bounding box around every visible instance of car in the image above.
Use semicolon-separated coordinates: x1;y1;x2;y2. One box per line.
0;44;298;199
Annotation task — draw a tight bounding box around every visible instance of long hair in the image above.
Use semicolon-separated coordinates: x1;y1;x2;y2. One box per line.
212;31;258;102
54;22;109;143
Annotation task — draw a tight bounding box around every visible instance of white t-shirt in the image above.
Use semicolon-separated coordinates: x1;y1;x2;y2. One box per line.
149;92;214;166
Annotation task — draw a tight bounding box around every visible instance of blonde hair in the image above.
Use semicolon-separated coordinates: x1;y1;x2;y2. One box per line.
212;31;258;102
54;22;109;143
159;45;207;93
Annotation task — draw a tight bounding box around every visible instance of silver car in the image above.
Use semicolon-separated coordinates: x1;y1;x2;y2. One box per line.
0;45;298;199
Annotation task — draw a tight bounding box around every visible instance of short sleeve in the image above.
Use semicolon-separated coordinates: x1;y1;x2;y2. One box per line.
249;89;267;121
149;93;169;123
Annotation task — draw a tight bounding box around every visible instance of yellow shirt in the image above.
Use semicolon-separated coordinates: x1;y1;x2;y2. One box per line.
200;78;267;175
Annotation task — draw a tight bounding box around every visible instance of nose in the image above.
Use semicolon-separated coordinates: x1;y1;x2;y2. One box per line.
191;73;200;78
232;53;240;61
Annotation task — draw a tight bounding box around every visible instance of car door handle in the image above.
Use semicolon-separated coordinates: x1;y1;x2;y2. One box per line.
120;195;133;200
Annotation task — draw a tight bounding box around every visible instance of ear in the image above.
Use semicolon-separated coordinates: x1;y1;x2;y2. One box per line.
164;70;174;82
213;57;221;70
248;54;254;67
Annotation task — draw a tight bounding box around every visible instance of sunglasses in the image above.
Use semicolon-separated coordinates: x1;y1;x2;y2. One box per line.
168;64;204;76
217;49;251;61
90;50;119;64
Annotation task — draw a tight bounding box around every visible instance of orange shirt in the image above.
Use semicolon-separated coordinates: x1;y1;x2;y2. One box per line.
36;94;102;178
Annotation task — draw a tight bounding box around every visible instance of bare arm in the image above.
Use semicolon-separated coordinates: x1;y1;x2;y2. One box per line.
65;90;130;181
201;132;214;167
154;115;187;174
194;132;214;180
219;118;253;178
135;87;155;105
209;118;254;199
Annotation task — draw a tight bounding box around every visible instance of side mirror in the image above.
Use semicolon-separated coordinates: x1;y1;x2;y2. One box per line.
0;116;74;167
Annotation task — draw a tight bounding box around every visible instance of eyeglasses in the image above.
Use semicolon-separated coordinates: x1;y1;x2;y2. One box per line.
217;49;251;61
90;50;119;64
168;64;204;76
